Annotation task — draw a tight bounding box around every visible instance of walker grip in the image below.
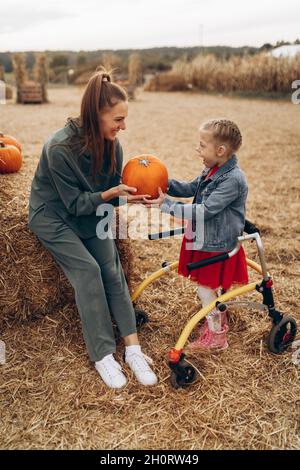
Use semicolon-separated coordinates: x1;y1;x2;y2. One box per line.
148;226;185;240
244;219;260;235
187;252;229;271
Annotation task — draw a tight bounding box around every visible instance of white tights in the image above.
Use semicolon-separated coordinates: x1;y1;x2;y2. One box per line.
197;285;217;306
197;285;222;332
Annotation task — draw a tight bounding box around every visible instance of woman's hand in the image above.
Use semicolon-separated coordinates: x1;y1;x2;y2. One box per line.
102;184;150;203
142;187;166;207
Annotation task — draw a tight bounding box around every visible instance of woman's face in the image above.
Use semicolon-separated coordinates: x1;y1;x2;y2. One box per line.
100;100;128;141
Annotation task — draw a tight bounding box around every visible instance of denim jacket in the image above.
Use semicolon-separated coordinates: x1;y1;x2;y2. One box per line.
160;155;248;252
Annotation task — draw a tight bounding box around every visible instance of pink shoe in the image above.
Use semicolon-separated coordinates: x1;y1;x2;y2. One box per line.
187;320;209;350
198;319;209;336
188;324;229;351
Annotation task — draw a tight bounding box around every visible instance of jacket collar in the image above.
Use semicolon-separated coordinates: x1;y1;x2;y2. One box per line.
201;155;238;181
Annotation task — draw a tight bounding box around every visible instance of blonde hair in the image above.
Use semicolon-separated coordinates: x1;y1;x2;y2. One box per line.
201;119;242;152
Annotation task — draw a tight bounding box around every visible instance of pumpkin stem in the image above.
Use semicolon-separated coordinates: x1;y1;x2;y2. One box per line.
139;158;150;167
0;141;6;148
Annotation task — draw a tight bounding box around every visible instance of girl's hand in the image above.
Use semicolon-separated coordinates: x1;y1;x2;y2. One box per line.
142;187;166;207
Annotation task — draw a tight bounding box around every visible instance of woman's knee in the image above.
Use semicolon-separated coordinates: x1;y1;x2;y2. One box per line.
73;260;101;285
100;257;123;285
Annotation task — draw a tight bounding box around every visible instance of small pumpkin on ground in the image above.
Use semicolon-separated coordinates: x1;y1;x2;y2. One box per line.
0;141;22;174
0;132;22;153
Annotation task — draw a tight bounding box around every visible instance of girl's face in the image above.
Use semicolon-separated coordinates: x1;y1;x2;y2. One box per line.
100;100;128;141
196;129;221;168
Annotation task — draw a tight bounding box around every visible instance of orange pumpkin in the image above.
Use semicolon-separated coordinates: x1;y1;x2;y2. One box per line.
0;132;22;153
0;141;22;174
122;154;168;199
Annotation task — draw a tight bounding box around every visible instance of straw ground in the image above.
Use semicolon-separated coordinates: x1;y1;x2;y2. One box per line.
0;87;300;449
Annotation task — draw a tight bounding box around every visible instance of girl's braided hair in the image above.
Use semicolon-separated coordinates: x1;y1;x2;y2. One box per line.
201;119;242;152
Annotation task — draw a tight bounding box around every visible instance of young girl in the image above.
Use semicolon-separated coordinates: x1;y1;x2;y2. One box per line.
144;119;249;350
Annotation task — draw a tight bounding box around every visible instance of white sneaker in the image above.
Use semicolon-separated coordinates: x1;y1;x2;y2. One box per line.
95;354;127;389
125;350;158;386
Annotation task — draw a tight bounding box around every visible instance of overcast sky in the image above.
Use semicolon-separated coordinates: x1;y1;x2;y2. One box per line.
0;0;299;51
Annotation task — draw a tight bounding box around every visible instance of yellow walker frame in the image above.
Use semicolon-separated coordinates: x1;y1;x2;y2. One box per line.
131;227;298;388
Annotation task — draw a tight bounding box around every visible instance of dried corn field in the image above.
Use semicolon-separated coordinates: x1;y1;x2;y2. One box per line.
146;53;300;94
0;87;300;450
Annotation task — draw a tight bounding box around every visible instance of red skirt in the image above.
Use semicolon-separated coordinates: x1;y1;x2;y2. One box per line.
178;234;249;291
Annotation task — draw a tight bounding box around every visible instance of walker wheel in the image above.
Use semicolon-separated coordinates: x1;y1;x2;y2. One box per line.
134;309;149;328
170;360;197;389
267;315;297;354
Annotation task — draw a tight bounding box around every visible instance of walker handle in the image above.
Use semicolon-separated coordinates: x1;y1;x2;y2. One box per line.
148;219;258;241
149;219;258;241
187;252;229;271
148;226;185;240
244;219;260;235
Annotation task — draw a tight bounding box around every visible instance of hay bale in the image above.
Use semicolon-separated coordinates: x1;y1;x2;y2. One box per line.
127;53;142;100
5;85;13;100
0;214;73;328
0;190;134;330
34;54;49;103
12;54;27;104
0;64;4;81
0;64;13;100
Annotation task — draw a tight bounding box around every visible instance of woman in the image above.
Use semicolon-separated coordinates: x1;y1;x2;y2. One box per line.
28;69;157;389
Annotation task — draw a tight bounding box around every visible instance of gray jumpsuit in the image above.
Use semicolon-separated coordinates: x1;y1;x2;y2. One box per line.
28;121;137;362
